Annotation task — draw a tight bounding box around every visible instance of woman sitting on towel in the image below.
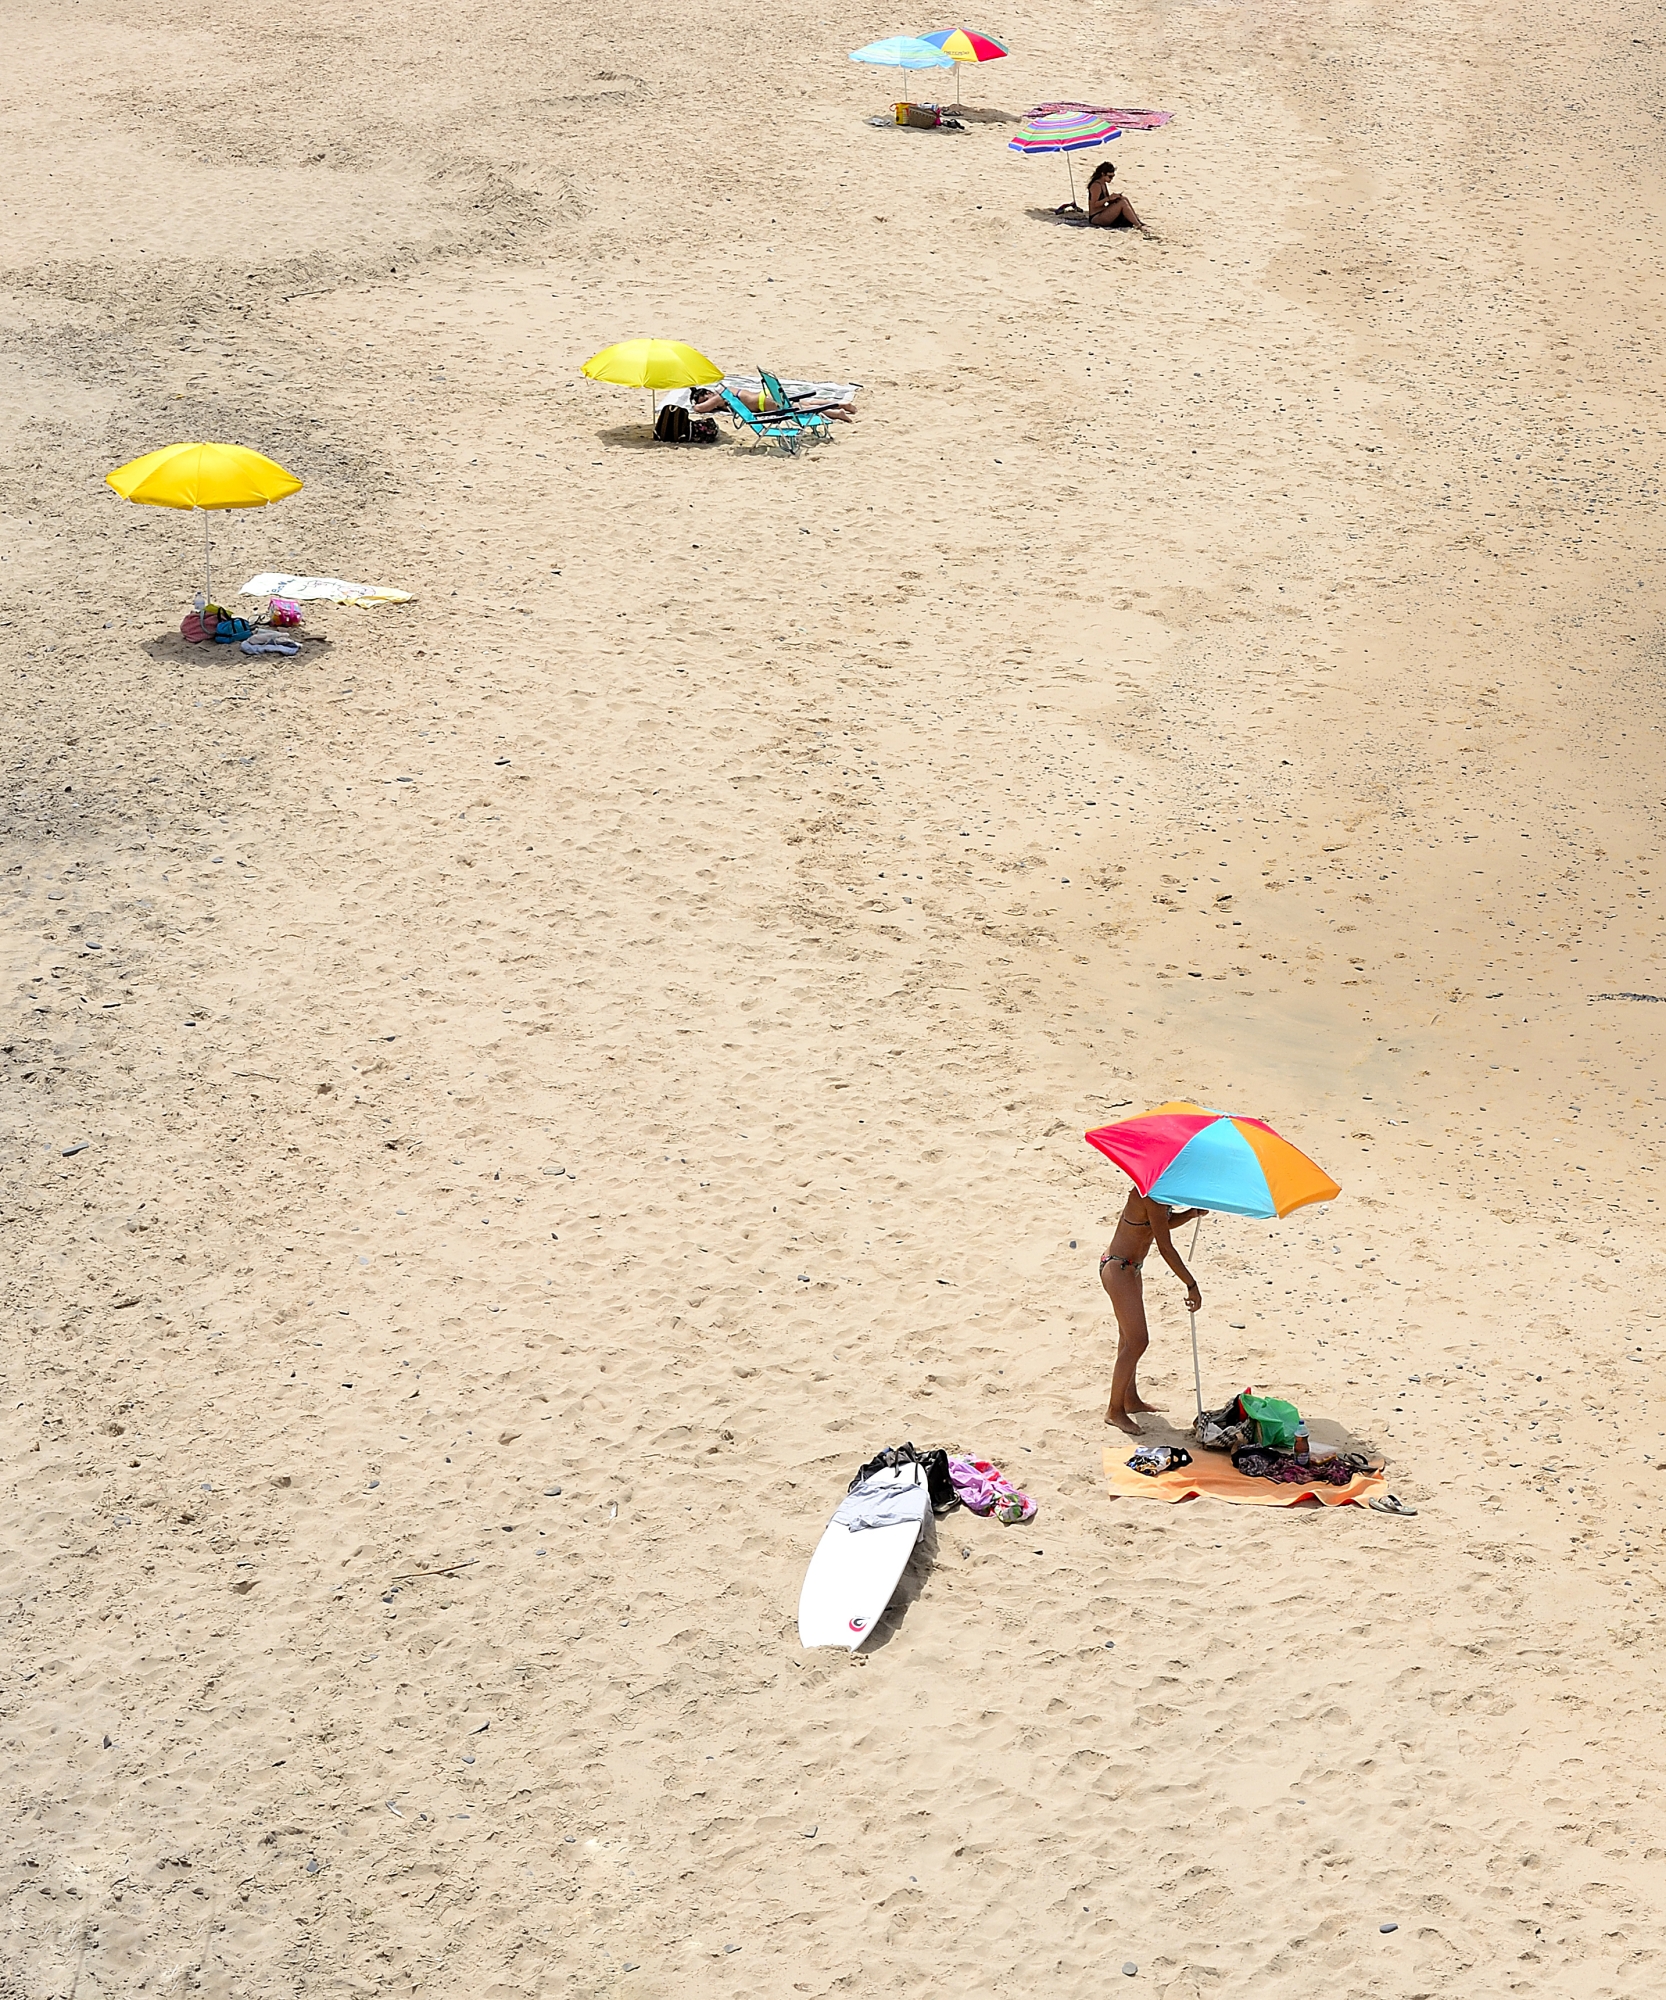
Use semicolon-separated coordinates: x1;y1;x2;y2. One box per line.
1099;1192;1206;1432
1059;160;1144;229
1086;159;1143;229
690;384;858;424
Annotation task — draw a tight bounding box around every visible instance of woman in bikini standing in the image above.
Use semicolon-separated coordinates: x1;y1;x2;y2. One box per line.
1100;1192;1206;1431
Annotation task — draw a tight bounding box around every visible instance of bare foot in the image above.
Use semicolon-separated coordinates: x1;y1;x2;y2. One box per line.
1126;1395;1163;1414
1105;1405;1142;1433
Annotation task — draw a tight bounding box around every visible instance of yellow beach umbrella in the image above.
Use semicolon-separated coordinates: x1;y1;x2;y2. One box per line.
581;339;723;434
106;442;303;601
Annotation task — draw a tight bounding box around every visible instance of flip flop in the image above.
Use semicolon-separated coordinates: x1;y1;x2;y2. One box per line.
1368;1494;1418;1517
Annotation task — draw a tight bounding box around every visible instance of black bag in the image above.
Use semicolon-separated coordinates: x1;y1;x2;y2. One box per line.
848;1442;958;1516
916;1448;958;1516
654;402;691;443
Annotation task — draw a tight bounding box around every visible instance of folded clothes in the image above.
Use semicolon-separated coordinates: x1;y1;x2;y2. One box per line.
241;636;300;656
833;1472;930;1533
1128;1444;1193;1477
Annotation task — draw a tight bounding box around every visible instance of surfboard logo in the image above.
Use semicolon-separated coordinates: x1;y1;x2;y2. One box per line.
848;1616;868;1632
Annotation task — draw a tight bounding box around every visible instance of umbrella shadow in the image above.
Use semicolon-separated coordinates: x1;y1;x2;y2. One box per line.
1305;1414;1387;1466
140;631;232;666
593;424;738;454
595;423;662;453
138;631;331;665
860;1509;938;1653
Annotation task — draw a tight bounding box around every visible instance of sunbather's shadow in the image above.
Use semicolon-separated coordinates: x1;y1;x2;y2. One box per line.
861;1510;938;1652
1024;206;1147;232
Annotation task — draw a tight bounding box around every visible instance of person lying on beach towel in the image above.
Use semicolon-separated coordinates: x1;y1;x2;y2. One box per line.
691;381;858;424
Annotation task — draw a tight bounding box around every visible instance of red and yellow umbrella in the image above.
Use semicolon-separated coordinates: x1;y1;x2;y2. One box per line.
920;26;1008;61
918;27;1008;107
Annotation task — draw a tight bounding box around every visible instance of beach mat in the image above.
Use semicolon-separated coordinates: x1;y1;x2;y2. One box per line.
1104;1444;1385;1507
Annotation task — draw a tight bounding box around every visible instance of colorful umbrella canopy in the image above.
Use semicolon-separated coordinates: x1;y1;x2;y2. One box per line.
1032;101;1172;129
1085;1102;1340;1219
106;442;303;601
581;339;722;390
1009;109;1120;209
921;27;1008;61
1008;108;1120;154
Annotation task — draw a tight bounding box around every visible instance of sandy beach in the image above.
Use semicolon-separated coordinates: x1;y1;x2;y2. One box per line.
4;0;1665;1991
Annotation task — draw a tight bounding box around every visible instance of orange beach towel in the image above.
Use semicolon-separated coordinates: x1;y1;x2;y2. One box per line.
1103;1444;1385;1508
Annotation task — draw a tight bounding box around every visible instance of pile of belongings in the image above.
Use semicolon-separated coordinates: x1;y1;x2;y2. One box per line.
842;1444;1037;1524
180;602;255;646
1194;1388;1298;1453
180;596;304;657
1196;1389;1381;1487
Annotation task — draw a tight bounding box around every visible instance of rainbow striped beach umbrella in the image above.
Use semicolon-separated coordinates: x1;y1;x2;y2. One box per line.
1008;109;1120;209
918;28;1008;107
1086;1102;1340;1420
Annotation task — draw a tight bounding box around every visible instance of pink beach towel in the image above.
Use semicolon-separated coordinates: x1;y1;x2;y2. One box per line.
949;1456;1037;1524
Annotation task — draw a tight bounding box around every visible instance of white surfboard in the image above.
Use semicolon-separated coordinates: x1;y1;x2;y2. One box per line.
798;1465;929;1651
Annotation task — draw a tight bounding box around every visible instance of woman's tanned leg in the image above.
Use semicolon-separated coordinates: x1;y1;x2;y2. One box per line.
1101;1261;1157;1429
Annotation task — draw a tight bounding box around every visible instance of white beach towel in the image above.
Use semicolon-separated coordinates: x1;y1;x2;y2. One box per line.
658;378;860;416
724;375;859;408
241;573;414;606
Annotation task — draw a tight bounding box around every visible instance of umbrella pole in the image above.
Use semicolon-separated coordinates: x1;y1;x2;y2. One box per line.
202;508;212;603
1187;1215;1205;1422
1067;153;1079;209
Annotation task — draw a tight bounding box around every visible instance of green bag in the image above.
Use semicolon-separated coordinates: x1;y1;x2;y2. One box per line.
1239;1393;1301;1450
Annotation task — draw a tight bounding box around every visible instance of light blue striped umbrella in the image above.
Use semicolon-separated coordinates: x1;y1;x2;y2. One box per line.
850;34;957;105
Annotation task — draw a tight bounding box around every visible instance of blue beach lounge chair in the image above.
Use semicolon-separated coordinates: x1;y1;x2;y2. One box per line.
759;371;832;442
713;383;821;453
